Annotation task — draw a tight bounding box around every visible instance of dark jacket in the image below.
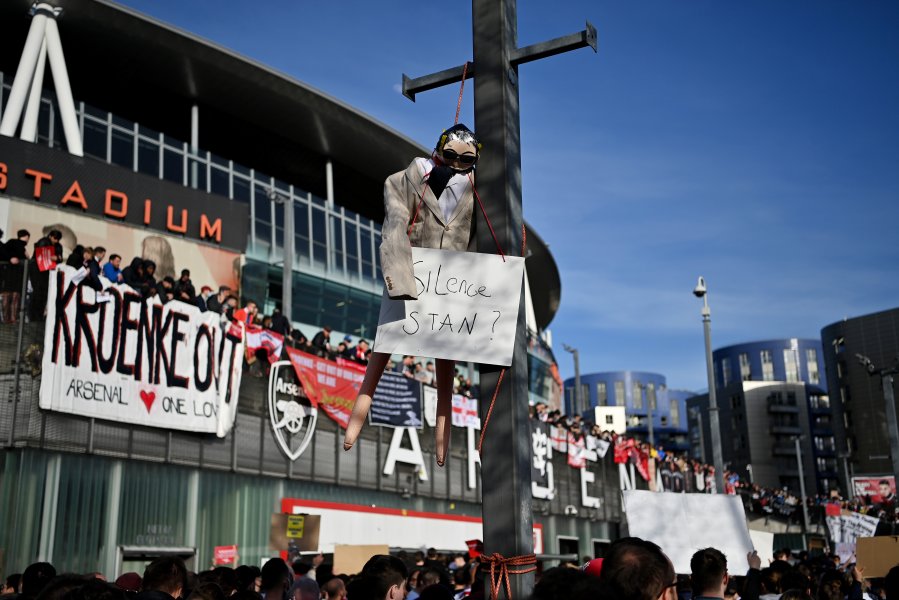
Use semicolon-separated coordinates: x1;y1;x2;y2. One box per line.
121;257;144;289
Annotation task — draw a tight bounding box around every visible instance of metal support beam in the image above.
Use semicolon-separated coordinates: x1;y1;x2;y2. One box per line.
403;63;474;102
510;22;597;66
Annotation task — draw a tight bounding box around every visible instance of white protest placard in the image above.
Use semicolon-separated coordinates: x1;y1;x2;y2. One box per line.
373;248;525;366
623;490;753;574
40;266;244;436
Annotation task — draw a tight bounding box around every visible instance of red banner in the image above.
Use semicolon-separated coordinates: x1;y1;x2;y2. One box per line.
284;347;364;429
35;245;56;272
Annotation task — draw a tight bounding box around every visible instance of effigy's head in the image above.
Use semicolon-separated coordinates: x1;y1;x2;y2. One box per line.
434;124;480;171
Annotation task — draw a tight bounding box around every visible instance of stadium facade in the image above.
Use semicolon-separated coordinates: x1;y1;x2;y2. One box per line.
0;0;628;578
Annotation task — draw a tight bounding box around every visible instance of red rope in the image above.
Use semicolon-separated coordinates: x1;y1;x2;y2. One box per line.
476;224;527;455
477;368;505;454
469;174;506;261
481;553;537;600
454;61;470;125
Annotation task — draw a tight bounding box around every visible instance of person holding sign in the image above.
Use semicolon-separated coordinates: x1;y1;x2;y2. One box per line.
343;124;480;466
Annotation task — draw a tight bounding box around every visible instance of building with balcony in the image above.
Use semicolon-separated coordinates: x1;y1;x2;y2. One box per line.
687;339;839;494
821;306;899;482
0;0;586;578
563;371;692;452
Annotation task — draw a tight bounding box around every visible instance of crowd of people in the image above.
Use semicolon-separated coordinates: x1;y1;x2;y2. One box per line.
2;541;897;600
529;404;899;530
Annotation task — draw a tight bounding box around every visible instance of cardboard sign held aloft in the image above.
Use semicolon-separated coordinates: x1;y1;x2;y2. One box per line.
374;248;525;366
213;545;238;566
270;513;321;553
856;536;899;578
623;490;753;574
333;544;390;577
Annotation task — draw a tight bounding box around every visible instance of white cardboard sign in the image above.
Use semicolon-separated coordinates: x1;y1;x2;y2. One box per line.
623;490;754;574
373;248;524;366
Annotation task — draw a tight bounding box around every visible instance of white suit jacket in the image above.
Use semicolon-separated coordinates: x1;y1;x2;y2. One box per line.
379;158;476;299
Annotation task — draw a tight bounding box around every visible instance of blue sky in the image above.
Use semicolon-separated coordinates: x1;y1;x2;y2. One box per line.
114;1;899;391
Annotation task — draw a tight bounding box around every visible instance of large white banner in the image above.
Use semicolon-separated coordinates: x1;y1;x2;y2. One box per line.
373;248;525;366
623;490;754;574
40;266;243;437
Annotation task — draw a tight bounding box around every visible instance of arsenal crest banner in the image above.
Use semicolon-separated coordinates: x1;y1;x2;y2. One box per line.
39;266;243;437
284;347;364;429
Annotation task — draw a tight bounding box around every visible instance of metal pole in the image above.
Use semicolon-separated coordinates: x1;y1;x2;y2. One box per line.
701;293;726;493
473;0;534;595
882;373;899;486
574;349;581;415
794;436;811;533
282;196;294;321
7;259;29;447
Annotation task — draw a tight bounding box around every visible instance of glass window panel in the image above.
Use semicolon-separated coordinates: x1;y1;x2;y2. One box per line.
163;133;183;147
137;138;160;177
36;100;52;144
614;381;625;406
210;166;229;197
163;147;184;184
111;114;133;128
110;128;133;168
83;103;106;119
233;176;251;203
138;124;159;138
82;118;107;160
633;382;643;410
254;192;271;224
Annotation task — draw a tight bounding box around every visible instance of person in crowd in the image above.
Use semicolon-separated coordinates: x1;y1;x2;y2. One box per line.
288;328;309;351
196;286;213;311
2;229;29;264
233;300;258;325
186;583;224;600
352;340;370;365
135;557;187;600
175;269;196;302
311;326;332;358
321;578;345;600
451;564;472;600
121;258;144;289
347;555;408;600
259;559;291;600
223;295;239;320
206;286;231;314
115;573;142;596
234;566;261;594
339;335;355;360
400;355;415;378
19;562;57;600
93;246;106;266
2;574;22;596
103;254;124;283
599;537;677;600
0;229;29;323
66;245;85;268
691;548;729;600
269;309;291;338
288;578;318;600
35;229;63;263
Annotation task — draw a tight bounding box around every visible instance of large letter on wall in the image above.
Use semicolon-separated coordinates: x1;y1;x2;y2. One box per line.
383;427;428;482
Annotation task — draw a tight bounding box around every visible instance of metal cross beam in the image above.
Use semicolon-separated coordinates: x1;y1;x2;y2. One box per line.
402;3;596;598
402;21;596;101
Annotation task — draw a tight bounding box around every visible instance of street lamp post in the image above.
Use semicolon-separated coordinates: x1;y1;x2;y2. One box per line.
794;436;811;533
856;354;899;487
693;276;725;494
564;344;581;417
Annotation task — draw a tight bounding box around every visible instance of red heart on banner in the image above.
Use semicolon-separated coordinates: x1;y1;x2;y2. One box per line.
139;390;156;413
